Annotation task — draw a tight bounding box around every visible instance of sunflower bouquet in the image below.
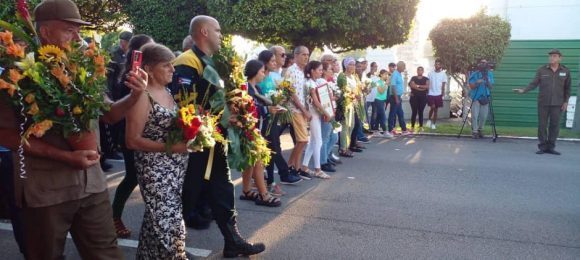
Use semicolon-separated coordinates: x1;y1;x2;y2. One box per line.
263;78;294;135
166;88;225;153
225;87;271;172
0;31;109;140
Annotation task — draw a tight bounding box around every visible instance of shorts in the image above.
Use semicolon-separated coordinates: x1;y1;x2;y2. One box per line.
291;112;309;142
427;95;443;108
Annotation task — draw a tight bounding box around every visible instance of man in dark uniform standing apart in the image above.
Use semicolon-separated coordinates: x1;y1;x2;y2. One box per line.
515;49;572;155
169;15;265;258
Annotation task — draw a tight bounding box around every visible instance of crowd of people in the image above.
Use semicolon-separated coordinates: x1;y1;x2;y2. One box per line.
0;0;572;259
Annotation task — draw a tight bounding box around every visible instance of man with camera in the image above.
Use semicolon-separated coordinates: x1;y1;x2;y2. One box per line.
514;49;571;155
468;59;494;139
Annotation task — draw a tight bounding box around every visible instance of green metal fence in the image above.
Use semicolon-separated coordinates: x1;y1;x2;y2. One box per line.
492;40;580;127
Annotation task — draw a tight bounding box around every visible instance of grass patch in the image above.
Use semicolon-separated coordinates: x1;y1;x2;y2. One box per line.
410;121;580;139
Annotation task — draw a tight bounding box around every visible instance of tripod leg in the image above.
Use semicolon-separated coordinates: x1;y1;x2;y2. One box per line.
488;96;498;142
457;98;474;138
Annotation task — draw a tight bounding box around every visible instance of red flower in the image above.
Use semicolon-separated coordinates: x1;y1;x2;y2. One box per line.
55;107;65;117
245;130;254;141
240;83;247;91
16;0;31;21
183;116;202;140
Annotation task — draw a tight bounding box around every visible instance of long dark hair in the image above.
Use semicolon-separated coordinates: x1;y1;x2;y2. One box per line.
121;34;154;78
304;60;322;79
257;50;274;70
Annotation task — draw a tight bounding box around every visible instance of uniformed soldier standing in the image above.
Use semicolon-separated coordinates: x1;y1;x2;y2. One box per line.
515;49;572;155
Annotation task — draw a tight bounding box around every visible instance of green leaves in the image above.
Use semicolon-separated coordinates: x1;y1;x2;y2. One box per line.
429;11;511;84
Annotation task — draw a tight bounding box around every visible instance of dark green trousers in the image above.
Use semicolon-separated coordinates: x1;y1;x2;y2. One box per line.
537;105;562;151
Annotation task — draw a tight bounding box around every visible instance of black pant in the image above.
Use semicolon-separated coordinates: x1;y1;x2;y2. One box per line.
0;151;25;253
182;143;236;233
263;116;289;185
410;94;428;127
537;105;562;151
111;149;137;219
350;113;361;148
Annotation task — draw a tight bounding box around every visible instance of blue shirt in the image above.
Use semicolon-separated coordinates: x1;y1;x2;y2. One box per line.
390;70;404;96
468;71;494;100
258;74;276;97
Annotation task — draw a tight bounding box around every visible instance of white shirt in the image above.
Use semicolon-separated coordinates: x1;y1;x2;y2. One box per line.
366;75;380;102
286;63;306;113
428;70;448;96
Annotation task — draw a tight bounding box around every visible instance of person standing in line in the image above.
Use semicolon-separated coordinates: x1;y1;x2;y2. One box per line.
409;66;430;131
388;61;410;136
337;58;357;158
372;70;394;138
286;46;313;180
427;59;447;130
514;49;571;155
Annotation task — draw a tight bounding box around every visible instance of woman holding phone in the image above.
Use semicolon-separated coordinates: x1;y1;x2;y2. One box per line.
125;43;189;259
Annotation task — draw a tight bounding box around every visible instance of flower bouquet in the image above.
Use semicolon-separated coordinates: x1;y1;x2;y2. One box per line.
166;88;226;153
225;87;271;172
1;1;110;177
264;78;294;135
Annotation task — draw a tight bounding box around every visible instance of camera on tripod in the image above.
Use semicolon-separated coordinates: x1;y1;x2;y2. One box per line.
469;60;496;72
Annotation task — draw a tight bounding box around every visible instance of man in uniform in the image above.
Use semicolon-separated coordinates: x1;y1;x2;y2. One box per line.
515;49;572;155
169;15;265;258
0;0;148;258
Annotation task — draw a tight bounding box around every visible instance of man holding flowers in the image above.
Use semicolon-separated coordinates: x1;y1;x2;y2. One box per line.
0;0;147;259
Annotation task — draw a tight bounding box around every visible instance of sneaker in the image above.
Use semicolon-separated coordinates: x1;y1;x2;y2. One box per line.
321;163;336;172
401;130;412;136
478;130;484;138
279;173;303;185
381;132;394;138
359;137;370;144
546;149;561;155
426;120;432;128
390;130;400;136
297;169;313;180
472;133;479;139
431;124;437;130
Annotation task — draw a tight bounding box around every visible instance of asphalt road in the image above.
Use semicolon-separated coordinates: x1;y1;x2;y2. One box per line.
1;134;579;259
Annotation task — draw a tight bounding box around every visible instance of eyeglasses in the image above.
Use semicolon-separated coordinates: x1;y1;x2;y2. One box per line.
280;53;286;58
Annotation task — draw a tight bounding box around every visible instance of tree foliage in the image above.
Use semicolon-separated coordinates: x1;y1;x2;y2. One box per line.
0;0;126;32
119;0;206;50
429;11;511;86
207;0;419;52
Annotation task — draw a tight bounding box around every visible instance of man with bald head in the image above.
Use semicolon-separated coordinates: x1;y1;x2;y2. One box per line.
170;15;265;258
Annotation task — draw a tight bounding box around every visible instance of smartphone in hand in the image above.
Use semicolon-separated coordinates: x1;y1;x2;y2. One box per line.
131;50;143;72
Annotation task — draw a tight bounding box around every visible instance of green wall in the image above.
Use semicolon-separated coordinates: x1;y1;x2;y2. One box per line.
492;40;580;127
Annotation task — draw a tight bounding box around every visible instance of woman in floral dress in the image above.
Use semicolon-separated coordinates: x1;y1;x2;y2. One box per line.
125;43;189;259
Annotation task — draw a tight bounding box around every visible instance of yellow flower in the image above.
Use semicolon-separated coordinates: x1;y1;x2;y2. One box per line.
25;120;53;138
24;93;35;104
38;45;66;63
73;106;83;115
9;69;24;84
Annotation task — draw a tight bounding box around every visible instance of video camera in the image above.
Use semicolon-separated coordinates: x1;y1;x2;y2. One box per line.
470;60;496;72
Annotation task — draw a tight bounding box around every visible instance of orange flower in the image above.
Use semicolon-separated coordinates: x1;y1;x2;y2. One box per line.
24;93;35;103
88;41;96;50
84;49;94;57
51;66;70;87
0;31;14;45
27;102;39;116
94;55;105;66
6;44;25;58
26;120;53;138
9;69;24;84
73;106;83;115
0;79;17;96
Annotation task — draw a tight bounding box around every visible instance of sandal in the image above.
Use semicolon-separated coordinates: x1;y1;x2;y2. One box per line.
255;193;282;207
239;190;259;201
313;170;331;179
114;218;131;238
339;150;354;158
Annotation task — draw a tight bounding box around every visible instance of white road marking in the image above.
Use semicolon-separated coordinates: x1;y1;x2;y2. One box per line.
0;222;211;257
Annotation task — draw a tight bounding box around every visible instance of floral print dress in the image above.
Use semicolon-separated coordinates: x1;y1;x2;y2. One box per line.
134;92;189;259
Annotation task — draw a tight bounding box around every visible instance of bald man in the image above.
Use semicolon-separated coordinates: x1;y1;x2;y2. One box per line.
169;15;265;258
